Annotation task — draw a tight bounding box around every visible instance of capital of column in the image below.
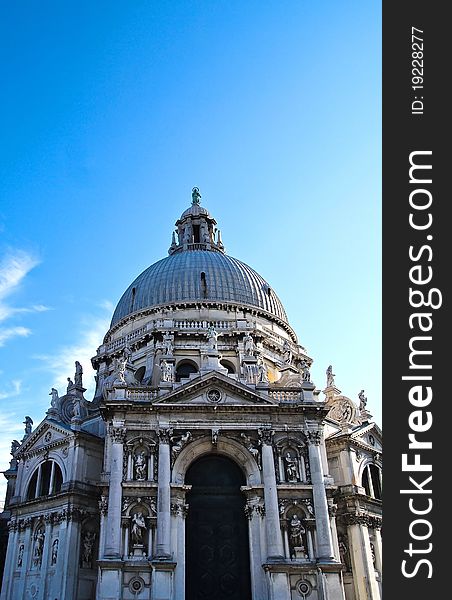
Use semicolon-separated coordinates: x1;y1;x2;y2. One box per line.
304;428;322;446
258;428;274;445
108;425;127;444
158;427;173;444
344;513;382;529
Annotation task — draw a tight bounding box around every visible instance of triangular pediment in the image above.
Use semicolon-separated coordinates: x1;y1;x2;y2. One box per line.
153;371;277;407
350;422;382;451
15;419;72;458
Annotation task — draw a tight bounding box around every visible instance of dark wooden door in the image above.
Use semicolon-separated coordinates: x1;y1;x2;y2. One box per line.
185;456;252;600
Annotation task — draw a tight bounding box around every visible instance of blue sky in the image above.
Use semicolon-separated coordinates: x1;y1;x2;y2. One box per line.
0;1;381;501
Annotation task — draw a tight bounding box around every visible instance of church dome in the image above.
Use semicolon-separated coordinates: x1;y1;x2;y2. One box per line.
111;250;288;327
110;188;288;328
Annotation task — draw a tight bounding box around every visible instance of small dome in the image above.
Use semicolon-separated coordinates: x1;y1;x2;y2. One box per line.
111;250;287;327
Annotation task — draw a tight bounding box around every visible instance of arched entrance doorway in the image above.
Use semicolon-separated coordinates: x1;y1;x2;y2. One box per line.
185;455;252;600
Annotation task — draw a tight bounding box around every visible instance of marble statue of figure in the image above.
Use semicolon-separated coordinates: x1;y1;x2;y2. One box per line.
123;344;132;364
33;530;45;565
162;332;174;355
51;538;59;566
72;397;82;418
131;512;146;545
359;389;367;411
116;356;127;384
282;340;292;364
192;186;201;205
23;416;33;436
206;325;218;350
67;377;74;391
285;452;299;482
300;360;311;382
11;440;20;455
49;387;59;407
17;544;24;568
289;514;305;550
171;431;191;464
134;451;147;481
161;359;173;382
241;433;261;469
326;365;335;387
82;531;96;566
243;332;255;356
74;361;83;387
257;355;269;383
338;537;349;569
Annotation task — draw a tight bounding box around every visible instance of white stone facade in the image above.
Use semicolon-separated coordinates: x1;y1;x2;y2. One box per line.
0;195;381;600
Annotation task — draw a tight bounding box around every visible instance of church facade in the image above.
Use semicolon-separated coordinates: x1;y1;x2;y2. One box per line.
0;191;382;600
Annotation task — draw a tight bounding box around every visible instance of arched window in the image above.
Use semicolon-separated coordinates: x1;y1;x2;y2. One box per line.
362;464;382;500
26;460;63;500
220;360;235;374
175;361;198;382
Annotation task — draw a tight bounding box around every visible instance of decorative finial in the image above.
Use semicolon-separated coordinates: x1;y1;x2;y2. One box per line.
191;187;201;205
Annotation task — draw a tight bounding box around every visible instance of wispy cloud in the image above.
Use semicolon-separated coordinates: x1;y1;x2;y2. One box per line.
0;326;31;347
34;302;113;399
0;379;22;400
0;250;49;346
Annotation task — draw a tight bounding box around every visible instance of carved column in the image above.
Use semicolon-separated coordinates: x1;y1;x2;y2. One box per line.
373;526;382;574
15;520;33;600
0;519;18;600
155;428;172;558
346;516;381;600
37;515;53;600
104;425;126;558
259;429;284;559
244;496;266;600
305;428;334;560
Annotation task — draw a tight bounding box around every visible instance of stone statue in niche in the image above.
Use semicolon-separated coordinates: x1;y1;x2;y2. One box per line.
162;332;174;356
131;512;147;546
74;361;83;387
284;452;299;482
17;544;24;568
289;514;306;557
206;325;218;350
326;365;335;387
51;539;59;566
171;431;192;464
23;416;33;436
338;536;350;570
134;451;147;481
33;529;45;567
81;531;96;568
160;359;174;382
240;432;261;469
49;388;59;407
